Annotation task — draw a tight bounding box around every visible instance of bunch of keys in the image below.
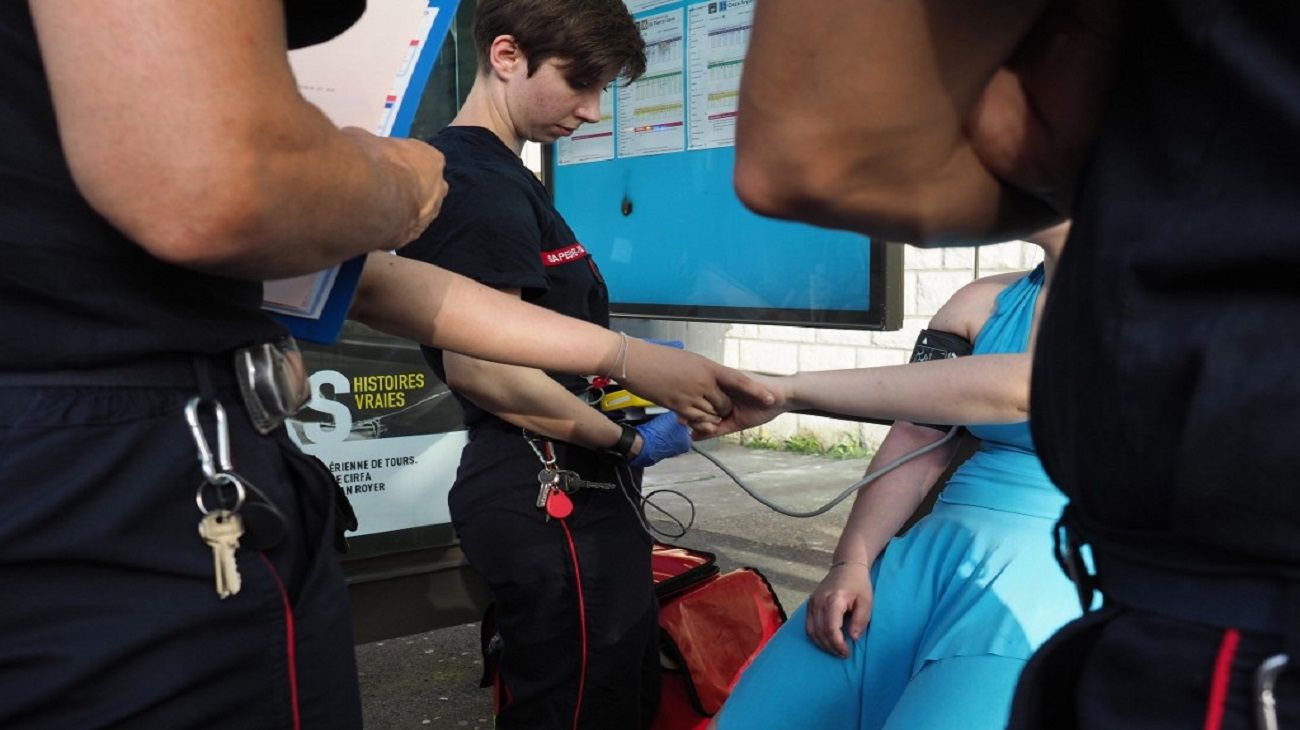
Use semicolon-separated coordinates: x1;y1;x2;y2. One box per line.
536;466;572;520
525;430;616;521
186;397;250;599
535;467;618;521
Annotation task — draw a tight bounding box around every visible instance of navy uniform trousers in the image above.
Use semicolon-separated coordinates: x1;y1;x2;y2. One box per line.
1010;564;1300;729
0;360;360;729
451;427;661;730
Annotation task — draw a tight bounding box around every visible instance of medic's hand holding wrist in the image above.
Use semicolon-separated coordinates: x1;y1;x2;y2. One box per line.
628;412;692;468
608;339;690;466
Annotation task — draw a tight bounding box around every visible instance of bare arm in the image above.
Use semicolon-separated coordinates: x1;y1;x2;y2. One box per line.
706;351;1031;437
780;354;1030;425
706;273;1027;436
806;423;960;657
446;352;637;451
734;0;1117;243
351;254;776;423
441;289;640;454
30;0;446;279
830;425;958;573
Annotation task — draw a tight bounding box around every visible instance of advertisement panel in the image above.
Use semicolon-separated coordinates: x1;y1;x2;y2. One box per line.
289;329;466;538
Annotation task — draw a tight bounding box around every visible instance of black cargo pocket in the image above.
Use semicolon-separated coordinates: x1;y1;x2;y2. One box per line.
274;430;357;556
332;482;359;553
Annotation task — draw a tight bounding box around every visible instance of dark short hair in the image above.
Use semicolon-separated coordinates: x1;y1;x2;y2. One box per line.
474;0;647;87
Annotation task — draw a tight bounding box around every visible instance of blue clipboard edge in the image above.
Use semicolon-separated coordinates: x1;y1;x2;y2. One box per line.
270;0;461;344
389;0;461;140
270;254;367;344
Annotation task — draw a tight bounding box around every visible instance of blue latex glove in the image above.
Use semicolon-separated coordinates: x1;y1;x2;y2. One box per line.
628;411;692;468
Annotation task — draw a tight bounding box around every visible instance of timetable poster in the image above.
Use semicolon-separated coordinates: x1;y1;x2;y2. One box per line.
686;0;754;150
557;88;615;165
617;9;687;158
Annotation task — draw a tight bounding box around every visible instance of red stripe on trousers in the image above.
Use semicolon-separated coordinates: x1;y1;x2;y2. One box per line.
261;554;302;730
1204;628;1241;730
559;519;588;730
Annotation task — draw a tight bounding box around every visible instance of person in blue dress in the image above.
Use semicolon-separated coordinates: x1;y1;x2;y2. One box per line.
707;224;1077;729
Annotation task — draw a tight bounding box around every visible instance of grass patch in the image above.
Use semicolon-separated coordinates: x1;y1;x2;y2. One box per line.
739;430;875;461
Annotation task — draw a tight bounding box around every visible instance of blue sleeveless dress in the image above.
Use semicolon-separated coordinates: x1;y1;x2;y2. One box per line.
717;267;1083;730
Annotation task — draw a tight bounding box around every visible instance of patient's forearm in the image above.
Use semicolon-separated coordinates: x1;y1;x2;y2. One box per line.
784;355;1031;425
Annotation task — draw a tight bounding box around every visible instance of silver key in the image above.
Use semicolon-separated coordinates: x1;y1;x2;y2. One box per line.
536;468;560;508
555;469;616;493
199;510;244;599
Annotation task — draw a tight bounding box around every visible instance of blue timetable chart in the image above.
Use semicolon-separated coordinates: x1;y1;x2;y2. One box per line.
557;88;616;165
686;0;753;150
617;10;686;157
552;0;897;328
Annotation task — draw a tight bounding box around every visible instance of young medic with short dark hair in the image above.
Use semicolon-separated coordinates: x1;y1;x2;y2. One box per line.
398;1;680;727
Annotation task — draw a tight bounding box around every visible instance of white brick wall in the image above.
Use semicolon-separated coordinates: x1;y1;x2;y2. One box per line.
916;271;974;316
724;240;1041;450
736;339;798;374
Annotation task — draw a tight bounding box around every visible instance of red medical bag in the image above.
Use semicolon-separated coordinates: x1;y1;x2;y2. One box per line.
478;543;785;728
650;544;786;729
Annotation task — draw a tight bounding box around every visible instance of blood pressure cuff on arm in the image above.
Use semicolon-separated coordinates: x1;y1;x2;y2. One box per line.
910;329;974;431
793;329;975;428
911;329;974;363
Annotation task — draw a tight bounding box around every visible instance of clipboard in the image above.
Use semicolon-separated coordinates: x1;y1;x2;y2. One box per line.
266;0;460;343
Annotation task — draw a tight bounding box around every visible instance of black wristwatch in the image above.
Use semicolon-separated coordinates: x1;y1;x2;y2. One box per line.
601;422;639;461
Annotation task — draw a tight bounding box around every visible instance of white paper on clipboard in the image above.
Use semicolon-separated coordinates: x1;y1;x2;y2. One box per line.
264;0;432;320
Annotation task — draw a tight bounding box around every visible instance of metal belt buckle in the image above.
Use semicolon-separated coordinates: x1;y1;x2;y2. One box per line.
234;336;310;435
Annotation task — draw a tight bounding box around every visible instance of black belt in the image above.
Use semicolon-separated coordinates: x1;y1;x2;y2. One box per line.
1054;504;1299;634
0;353;239;388
0;338;309;435
1093;547;1299;635
1088;547;1300;730
1055;508;1299;729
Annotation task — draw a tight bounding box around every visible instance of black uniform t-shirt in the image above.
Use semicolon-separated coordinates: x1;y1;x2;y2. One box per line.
1031;1;1300;576
0;2;361;370
400;126;611;431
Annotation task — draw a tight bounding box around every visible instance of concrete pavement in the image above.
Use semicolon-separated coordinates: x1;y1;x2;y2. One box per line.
355;443;875;728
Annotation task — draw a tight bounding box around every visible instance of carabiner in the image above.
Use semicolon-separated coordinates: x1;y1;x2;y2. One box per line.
194;472;248;515
185;397;233;483
1256;653;1288;730
522;429;558;470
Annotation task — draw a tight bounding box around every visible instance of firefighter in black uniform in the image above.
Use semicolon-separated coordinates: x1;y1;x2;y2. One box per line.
398;2;689;727
0;1;766;726
732;2;1300;727
1014;5;1300;728
0;2;438;726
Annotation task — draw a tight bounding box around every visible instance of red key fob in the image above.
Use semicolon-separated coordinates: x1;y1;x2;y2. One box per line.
546;489;573;520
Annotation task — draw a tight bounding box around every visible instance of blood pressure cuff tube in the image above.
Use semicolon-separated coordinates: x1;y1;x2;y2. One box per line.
909;329;974;431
